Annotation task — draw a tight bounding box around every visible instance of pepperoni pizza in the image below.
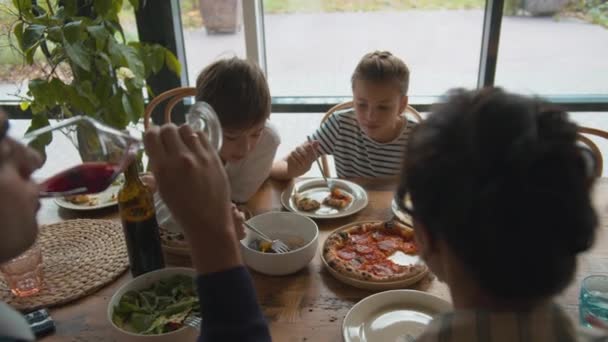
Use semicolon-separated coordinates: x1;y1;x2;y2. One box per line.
323;221;426;282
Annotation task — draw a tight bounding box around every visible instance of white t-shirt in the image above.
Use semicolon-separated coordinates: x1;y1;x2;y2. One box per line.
155;122;280;232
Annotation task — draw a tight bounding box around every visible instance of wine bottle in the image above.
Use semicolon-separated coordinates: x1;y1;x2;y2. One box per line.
118;161;165;277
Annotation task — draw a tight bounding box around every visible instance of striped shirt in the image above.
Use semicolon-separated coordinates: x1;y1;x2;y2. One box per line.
312;109;413;178
417;304;607;342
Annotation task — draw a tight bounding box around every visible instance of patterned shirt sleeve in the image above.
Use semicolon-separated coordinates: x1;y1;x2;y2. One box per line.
311;110;342;156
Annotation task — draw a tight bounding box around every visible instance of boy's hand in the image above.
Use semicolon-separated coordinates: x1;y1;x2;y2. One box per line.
285;140;321;178
144;124;241;274
231;203;246;240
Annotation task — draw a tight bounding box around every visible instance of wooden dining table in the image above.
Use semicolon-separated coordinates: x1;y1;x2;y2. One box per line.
36;177;608;341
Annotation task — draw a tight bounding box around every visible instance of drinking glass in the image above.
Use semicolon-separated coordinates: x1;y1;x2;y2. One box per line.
21;101;222;198
0;242;44;297
579;275;608;327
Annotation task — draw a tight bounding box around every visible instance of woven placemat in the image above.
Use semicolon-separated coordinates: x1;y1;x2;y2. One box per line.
0;219;129;311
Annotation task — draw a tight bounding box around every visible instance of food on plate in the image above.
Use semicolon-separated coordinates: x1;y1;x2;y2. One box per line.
111;275;199;335
293;193;321;212
323;221;426;282
248;236;306;253
65;194;91;205
323;187;352;209
159;228;188;250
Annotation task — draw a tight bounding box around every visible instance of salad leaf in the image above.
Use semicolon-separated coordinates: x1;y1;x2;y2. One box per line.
112;275;199;335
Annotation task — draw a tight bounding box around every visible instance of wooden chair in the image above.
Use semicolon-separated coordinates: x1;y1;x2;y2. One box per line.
578;126;608;178
143;87;197;129
319;101;423;178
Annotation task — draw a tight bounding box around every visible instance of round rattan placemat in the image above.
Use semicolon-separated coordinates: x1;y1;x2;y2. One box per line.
0;219;129;311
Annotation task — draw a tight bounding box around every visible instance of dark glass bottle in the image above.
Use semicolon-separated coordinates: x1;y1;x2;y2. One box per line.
118;162;165;277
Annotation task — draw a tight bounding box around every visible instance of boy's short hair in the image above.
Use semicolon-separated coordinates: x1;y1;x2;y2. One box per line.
399;87;597;300
195;57;271;130
351;51;410;95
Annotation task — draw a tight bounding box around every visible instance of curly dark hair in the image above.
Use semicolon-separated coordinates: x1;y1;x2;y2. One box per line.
398;87;597;300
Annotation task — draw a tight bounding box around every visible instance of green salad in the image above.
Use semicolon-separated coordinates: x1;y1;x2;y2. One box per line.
112;275;200;335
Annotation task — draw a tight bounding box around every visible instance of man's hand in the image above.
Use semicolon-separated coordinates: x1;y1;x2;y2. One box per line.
144;124;241;274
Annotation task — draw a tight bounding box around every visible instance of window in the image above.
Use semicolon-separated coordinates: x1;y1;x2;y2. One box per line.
261;1;485;98
495;1;608;97
179;0;247;86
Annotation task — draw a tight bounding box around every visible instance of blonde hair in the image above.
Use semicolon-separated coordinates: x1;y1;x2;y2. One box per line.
351;51;410;95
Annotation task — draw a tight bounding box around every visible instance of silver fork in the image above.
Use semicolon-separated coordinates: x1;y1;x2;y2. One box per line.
184;315;202;329
243;221;291;253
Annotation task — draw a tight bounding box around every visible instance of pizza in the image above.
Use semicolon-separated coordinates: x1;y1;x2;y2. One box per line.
323;221;426;282
323;187;352;209
293;193;321;212
159;227;188;251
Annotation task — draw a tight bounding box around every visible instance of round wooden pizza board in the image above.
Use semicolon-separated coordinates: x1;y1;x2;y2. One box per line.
321;220;429;291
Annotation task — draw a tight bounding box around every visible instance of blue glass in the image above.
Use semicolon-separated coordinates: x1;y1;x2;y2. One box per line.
580;275;608;328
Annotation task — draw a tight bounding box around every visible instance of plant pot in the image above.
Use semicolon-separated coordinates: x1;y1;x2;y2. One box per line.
199;0;242;34
523;0;568;16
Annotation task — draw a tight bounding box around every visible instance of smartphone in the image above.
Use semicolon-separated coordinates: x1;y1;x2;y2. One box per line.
23;308;55;338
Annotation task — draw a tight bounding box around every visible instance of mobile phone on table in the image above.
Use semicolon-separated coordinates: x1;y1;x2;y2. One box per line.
24;308;55;338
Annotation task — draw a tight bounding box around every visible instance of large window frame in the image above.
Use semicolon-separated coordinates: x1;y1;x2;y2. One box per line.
2;0;606;117
249;0;608;113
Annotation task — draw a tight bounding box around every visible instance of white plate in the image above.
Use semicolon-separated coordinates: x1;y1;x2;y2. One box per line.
322;221;428;291
281;179;368;219
54;178;123;211
391;198;413;227
343;290;451;342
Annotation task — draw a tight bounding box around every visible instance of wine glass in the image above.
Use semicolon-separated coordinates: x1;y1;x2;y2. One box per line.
21;101;222;198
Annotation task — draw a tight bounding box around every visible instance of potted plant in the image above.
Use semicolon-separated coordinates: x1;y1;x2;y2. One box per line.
7;0;180;157
199;0;242;34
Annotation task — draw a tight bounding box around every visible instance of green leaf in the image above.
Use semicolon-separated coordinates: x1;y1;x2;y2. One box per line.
93;0;113;18
128;92;145;123
121;92;136;123
164;49;181;76
46;27;62;42
62;0;78;16
118;45;145;80
63;21;84;44
22;24;45;52
19;101;30;111
63;39;91;71
86;24;109;50
12;0;32;13
25;113;52;160
13;22;24;51
147;45;165;74
25;43;39;65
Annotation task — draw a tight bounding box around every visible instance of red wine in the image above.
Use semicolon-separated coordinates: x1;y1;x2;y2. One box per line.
39;162;119;195
121;216;165;277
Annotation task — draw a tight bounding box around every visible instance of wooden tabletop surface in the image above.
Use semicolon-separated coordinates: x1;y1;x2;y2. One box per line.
35;177;608;341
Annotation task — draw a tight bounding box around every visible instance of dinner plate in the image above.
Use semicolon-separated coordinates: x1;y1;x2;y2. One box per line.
321;221;428;291
54;182;122;211
281;179;368;219
342;290;451;342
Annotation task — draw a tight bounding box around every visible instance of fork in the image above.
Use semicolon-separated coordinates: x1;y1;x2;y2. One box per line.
184;315;202;329
243;221;291;253
307;136;332;189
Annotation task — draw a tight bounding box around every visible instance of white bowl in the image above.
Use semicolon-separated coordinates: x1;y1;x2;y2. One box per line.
240;211;319;276
107;267;199;341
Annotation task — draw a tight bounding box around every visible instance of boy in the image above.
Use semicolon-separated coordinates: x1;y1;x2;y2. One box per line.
271;51;411;179
154;57;280;238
